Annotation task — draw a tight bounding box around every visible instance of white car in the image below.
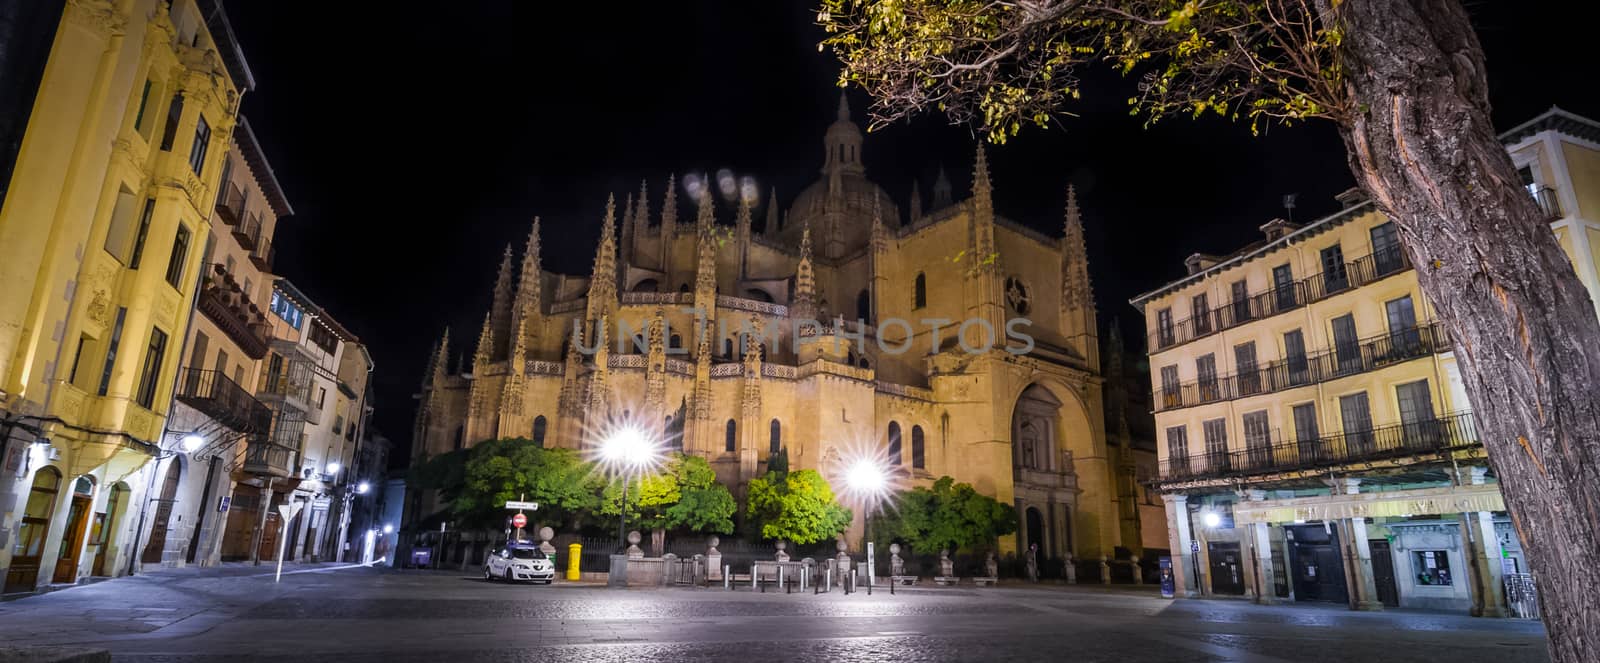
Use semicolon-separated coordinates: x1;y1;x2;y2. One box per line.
484;544;555;584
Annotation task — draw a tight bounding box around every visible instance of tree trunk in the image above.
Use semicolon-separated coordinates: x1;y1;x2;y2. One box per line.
1331;1;1600;658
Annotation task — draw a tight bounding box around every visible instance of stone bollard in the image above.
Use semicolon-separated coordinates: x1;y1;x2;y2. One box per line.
1130;559;1144;585
707;536;722;581
567;541;582;581
834;537;851;577
775;540;790;563
538;527;556;556
889;543;905;577
939;548;954;577
1063;554;1077;584
1099;556;1112;585
662;553;678;586
626;530;644;559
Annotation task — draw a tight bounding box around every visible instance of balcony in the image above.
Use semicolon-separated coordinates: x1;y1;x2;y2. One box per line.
197;264;270;359
1159;412;1478;482
174;368;273;434
233;214;262;251
215;182;246;226
249;237;273;271
258;358;313;409
241;438;298;478
1155;322;1449;412
1151;245;1413;352
1530;186;1562;220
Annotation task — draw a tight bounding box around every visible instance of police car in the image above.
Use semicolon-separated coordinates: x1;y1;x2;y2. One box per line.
483;542;555;584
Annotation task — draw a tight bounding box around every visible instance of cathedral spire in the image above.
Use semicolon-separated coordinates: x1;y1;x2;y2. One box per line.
764;187;779;237
932;165;952;209
429;327;451;386
620;191;636;270
1061;184;1094;310
629;179;648;264
870;194;888;254
588;195;619;311
489;244;515;360
472;311;495;371
970;144;996;261
660;174;678;292
791;220;817;321
694;186;718;299
837;90;851;122
514;217;543;336
736;193;753;278
661;174;678;229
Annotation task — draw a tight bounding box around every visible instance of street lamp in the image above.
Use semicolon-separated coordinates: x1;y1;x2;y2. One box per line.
356;480;371;494
1202;511;1222;529
181;431;205;453
599;425;659;552
326;461;342;475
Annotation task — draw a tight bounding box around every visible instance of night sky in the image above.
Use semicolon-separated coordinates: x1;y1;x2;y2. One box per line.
222;1;1600;468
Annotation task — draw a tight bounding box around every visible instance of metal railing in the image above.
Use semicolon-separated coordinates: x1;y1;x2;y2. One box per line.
233;214;262;251
1160;412;1478;481
215;182;246;226
1530;186;1562;220
1155;321;1448;412
1151;246;1413;351
249;237;272;270
175;368;273;433
242;439;298;478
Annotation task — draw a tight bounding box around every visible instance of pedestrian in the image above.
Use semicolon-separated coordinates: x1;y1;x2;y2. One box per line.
1026;543;1039;582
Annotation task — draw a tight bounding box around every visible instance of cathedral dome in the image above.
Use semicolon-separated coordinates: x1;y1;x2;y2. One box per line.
780;92;901;255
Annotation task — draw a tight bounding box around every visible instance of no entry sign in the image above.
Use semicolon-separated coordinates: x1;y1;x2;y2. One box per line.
511;513;527;529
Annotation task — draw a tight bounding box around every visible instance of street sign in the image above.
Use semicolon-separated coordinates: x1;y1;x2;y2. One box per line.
511;513;527;528
1190;540;1200;553
504;500;539;511
275;502;305;583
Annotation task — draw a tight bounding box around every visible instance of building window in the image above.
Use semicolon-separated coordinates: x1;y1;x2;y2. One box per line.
532;415;547;446
911;425;925;469
1242;410;1271;466
188;114;210;174
1234;342;1259;395
164;224;190;288
1190;294;1211;335
887;421;902;465
453;425;464;451
1196;354;1218;401
1292;403;1320;457
135;327;169;409
856;289;871;323
97;307;128;396
269;290;304;329
913;272;926;309
1385;295;1421;352
1003;277;1030;316
1165;426;1189;473
1320;244;1348;292
1283;329;1309;385
1156;307;1174;347
1159;365;1180;408
129;198;156;269
1396;380;1437;447
1331;314;1359;372
1339;391;1374;453
159;93;183;152
133;79;154;133
1230;279;1250;323
1272;264;1296;310
1371;222;1404;274
769;419;781;454
724;419;737;453
1413;550;1453;585
1202;418;1229;472
67;336;89;388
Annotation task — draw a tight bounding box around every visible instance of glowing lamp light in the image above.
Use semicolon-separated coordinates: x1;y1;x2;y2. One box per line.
181;433;205;453
845;458;888;496
356;481;371;494
382;523;394;534
326;461;341;474
1202;511;1222;528
601;426;653;469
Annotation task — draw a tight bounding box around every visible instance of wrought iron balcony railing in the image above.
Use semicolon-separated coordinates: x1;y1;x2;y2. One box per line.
1530;186;1562;220
1155;321;1449;412
175;368;273;434
1150;245;1412;352
241;439;298;478
1159;412;1478;481
215;182;246;226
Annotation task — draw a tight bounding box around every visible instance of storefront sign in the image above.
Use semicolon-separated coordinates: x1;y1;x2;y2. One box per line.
1233;484;1504;525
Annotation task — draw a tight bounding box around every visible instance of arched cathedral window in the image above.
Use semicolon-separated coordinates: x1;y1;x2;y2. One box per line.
887;421;902;466
532;416;547;447
913;273;927;309
725;419;737;453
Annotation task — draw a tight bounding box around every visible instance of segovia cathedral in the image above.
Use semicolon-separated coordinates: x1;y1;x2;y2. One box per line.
412;93;1158;564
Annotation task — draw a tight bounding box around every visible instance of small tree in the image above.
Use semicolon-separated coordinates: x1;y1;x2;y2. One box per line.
600;454;737;542
745;468;852;545
451;439;604;530
889;477;1018;554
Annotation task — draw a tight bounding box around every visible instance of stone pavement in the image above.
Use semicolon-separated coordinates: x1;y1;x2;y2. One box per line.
0;564;1551;662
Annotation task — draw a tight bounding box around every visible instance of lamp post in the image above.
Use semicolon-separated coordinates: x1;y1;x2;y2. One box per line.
843;457;890;588
599;426;657;553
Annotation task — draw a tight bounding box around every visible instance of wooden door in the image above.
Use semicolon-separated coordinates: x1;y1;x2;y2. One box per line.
52;493;91;583
142;462;181;564
1370;539;1401;607
1207;541;1246;595
95;485;128;575
4;468;61;592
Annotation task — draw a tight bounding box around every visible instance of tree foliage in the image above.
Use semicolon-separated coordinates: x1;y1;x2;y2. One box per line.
599;454;737;535
883;477;1017;553
745;469;853;545
819;0;1346;141
445;438;605;529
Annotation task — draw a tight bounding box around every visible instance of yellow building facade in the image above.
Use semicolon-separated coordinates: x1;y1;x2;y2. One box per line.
1131;107;1600;616
0;0;249;592
413;96;1156;570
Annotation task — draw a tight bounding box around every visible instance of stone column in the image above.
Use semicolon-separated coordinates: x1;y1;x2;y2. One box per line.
1326;478;1382;611
1241;490;1276;605
1457;467;1507;617
1161;494;1197;598
706;536;722;581
249;481;273;566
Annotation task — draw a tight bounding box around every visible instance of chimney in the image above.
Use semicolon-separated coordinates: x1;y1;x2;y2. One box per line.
1335;187;1370;209
1259;217;1302;241
1184;253;1222;275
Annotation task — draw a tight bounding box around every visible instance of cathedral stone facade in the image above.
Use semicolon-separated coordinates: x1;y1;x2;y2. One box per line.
413;95;1136;561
